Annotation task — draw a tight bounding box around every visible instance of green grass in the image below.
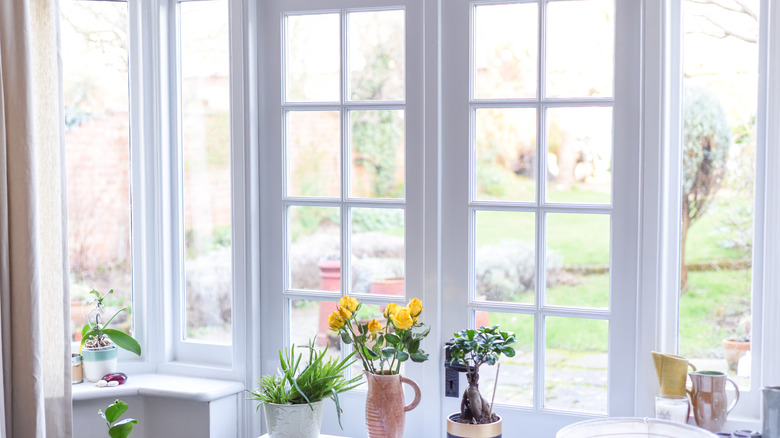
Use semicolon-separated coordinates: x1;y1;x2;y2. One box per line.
484;269;750;355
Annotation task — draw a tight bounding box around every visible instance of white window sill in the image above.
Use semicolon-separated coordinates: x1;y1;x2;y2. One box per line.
72;373;244;403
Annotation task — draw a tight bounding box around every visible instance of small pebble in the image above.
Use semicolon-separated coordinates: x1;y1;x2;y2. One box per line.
96;380;107;387
107;381;119;387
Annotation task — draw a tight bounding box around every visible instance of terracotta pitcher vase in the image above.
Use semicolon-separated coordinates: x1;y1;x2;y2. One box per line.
364;371;421;438
652;351;696;396
688;371;739;432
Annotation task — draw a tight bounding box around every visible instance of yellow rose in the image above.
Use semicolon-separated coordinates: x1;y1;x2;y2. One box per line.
389;307;414;330
384;302;400;318
328;311;346;330
339;306;352;319
339;295;360;313
407;298;423;317
367;318;382;335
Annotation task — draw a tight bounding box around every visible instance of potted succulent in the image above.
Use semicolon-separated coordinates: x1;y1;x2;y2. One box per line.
446;325;516;438
248;340;362;438
80;289;141;382
99;399;137;438
328;296;429;438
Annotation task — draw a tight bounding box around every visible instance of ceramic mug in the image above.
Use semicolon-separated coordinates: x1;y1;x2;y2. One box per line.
764;386;780;438
652;352;697;396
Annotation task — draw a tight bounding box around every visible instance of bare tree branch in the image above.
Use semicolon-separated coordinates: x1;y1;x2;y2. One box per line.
695;13;758;44
687;0;757;21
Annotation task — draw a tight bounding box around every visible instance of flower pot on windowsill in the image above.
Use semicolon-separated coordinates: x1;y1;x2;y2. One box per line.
723;338;750;373
82;344;118;382
264;401;324;438
446;413;502;438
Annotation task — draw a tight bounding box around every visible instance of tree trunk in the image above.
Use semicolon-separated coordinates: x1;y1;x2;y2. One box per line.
681;201;690;291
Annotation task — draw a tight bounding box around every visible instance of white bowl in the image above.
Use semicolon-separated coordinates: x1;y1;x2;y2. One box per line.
556;417;718;438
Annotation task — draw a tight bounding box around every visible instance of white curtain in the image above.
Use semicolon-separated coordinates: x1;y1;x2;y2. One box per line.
0;0;72;436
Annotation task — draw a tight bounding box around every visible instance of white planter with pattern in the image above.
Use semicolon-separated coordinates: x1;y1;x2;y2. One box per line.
263;401;324;438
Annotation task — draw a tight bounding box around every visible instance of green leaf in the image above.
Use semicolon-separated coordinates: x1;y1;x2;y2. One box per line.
502;347;516;357
466;329;476;340
408;339;420;354
395;350;409;362
410;352;429;363
108;419;137;438
340;331;353;344
102;329;142;356
381;347;396;359
105;400;129;424
385;333;400;344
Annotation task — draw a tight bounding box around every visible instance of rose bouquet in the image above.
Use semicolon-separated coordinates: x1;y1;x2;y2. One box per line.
328;295;429;374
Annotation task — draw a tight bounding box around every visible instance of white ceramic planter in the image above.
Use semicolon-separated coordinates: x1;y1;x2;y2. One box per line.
263;401;324;438
81;344;117;382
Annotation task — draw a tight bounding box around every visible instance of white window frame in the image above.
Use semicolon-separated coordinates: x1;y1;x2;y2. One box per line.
636;0;780;429
440;0;642;435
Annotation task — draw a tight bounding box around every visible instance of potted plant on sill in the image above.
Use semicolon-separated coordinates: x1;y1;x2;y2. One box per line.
80;289;141;382
248;340;362;438
328;296;430;438
446;325;517;438
723;317;751;373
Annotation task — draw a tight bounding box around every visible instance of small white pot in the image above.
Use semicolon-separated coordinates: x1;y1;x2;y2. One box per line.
81;345;117;382
264;401;324;438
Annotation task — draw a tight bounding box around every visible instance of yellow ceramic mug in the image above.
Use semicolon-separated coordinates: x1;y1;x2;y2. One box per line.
652;352;696;396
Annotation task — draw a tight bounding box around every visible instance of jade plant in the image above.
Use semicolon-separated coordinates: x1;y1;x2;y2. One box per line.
99;399;137;438
80;289;141;356
448;325;516;425
247;340;363;428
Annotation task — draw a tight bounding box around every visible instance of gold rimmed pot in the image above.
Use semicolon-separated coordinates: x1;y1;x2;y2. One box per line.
446;413;502;438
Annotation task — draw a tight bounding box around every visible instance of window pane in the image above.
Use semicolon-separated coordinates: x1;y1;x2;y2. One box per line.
181;0;231;344
350;208;405;295
291;298;341;363
350;110;405;199
289;206;342;291
475;311;534;407
61;1;132;340
545;317;608;413
679;0;759;389
545;213;610;309
546;107;612;204
287;111;341;198
286;13;340;102
474;3;538;99
348;10;405;101
475;108;536;202
475;211;535;304
546;0;614;98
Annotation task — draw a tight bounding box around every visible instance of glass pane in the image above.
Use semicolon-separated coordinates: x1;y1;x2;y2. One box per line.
475;311;534;407
679;0;759;389
350;110;405;199
546;0;614;98
291;299;341;363
348;10;405;101
475;211;535;304
546;107;612;204
475;108;536;202
350;208;405;295
285;13;340;102
181;0;232;344
287;111;341;198
545;317;608;413
61;1;132;341
474;3;538;99
289;206;342;291
546;213;610;309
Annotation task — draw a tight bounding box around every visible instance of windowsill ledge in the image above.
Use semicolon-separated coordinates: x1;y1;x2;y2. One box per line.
72;373;244;403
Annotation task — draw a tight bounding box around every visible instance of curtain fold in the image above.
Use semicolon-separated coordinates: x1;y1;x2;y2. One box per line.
0;0;72;436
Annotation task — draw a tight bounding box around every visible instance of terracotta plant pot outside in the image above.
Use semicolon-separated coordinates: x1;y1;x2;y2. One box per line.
722;338;750;373
446;413;502;438
263;401;324;438
365;372;421;438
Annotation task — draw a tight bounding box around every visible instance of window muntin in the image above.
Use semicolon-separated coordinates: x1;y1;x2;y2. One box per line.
469;0;615;415
61;0;133;342
179;0;232;344
677;0;760;390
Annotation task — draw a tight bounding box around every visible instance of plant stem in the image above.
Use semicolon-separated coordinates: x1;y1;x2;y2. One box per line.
488;363;500;419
